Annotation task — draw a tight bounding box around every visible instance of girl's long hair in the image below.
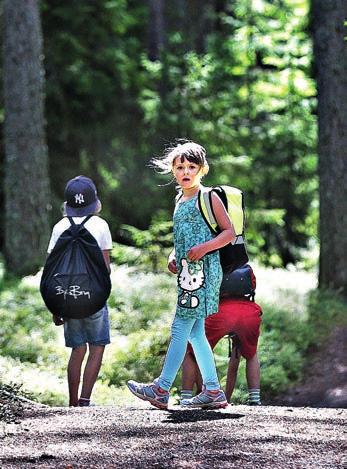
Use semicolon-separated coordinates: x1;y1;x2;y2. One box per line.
150;140;209;175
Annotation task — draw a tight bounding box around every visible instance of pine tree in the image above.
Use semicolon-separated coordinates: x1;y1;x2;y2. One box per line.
3;0;50;275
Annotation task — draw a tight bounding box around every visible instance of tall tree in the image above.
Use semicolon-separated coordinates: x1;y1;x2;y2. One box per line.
148;0;165;61
311;0;347;296
2;0;50;275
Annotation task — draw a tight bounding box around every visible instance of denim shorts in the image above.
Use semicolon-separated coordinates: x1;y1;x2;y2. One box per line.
63;305;111;348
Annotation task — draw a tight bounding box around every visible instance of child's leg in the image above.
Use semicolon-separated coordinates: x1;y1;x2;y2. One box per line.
189;319;219;391
180;320;227;408
246;353;261;405
246;353;260;389
79;344;105;403
67;345;87;406
181;351;202;400
158;316;196;391
225;347;241;403
127;317;195;409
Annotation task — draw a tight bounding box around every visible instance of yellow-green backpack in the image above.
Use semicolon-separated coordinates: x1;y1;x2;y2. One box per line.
198;185;249;273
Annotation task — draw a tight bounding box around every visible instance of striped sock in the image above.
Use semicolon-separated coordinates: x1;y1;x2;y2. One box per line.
180;390;193;401
248;389;261;405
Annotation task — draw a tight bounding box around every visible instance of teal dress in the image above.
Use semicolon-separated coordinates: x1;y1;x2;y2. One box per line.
173;193;222;319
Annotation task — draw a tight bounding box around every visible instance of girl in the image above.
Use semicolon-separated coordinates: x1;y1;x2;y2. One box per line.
127;141;236;409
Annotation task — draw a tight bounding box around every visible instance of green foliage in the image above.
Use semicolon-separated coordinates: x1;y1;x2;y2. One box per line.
104;327;171;386
119;220;173;272
257;288;347;400
110;267;175;335
7;0;317;270
111;242;142;267
305;289;347;345
136;0;317;267
0;279;62;364
0;258;345;406
0;355;68;406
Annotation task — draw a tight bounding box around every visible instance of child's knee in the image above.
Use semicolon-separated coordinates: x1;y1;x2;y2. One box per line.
72;344;87;355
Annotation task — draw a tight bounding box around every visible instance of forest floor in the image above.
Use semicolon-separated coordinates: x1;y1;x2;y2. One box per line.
1;324;347;469
1;403;346;469
1;325;346;469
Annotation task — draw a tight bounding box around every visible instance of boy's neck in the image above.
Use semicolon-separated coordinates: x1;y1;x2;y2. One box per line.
182;184;201;199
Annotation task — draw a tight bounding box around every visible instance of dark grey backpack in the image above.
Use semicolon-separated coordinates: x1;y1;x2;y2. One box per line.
220;264;256;301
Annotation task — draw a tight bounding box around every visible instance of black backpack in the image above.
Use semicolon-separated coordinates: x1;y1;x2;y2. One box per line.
220;264;256;301
40;215;111;319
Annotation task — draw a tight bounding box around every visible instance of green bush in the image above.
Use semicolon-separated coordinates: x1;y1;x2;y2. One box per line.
256;302;311;399
307;288;347;337
0;355;67;406
117;220;173;273
0;280;63;364
103;326;171;386
111;243;142;267
109;267;176;335
0;256;345;406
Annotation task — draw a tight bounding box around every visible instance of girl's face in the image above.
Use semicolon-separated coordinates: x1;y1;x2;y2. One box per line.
173;157;203;189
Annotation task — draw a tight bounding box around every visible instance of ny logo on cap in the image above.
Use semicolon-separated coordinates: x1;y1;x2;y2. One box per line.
74;193;85;205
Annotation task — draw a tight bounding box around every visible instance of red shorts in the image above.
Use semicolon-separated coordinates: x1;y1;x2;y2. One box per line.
188;299;262;359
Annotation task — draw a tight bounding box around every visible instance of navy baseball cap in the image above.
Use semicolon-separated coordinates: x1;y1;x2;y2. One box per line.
64;175;100;217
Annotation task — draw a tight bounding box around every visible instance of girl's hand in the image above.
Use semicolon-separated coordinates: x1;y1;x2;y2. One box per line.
187;244;207;262
168;259;178;274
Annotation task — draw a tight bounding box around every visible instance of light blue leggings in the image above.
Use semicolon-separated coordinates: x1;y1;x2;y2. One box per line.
158;316;220;392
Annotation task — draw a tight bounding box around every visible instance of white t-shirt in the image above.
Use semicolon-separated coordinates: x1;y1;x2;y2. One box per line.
47;216;112;253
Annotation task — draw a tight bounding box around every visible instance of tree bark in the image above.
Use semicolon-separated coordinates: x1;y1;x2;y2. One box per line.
148;0;165;61
311;0;347;295
3;0;50;276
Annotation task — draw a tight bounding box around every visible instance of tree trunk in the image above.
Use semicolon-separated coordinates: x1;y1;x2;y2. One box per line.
311;0;347;296
148;0;165;61
3;0;50;276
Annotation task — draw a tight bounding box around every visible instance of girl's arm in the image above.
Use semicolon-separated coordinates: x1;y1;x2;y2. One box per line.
187;193;236;262
167;248;178;274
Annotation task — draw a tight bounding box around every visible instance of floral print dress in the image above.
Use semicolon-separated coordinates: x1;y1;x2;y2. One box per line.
173;193;222;319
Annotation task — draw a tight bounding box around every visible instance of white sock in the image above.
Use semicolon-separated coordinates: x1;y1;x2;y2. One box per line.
248;388;261;405
180;390;193;400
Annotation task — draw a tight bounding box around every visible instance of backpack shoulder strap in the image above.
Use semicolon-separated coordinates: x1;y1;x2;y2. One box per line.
215;185;246;239
80;214;93;226
67;214;93;228
175;190;183;205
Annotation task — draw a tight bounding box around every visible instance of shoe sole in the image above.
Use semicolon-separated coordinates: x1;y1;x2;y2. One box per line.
181;401;228;409
127;384;168;410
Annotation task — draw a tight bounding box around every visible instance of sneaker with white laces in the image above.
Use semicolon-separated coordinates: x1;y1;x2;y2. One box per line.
127;380;169;410
180;389;228;409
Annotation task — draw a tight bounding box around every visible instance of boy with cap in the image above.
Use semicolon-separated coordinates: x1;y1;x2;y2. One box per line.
47;175;112;407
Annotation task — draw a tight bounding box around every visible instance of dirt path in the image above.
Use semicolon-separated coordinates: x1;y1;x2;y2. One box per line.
1;404;346;468
275;326;347;408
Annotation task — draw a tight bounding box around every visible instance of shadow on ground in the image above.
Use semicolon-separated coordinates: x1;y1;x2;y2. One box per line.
163;408;245;424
